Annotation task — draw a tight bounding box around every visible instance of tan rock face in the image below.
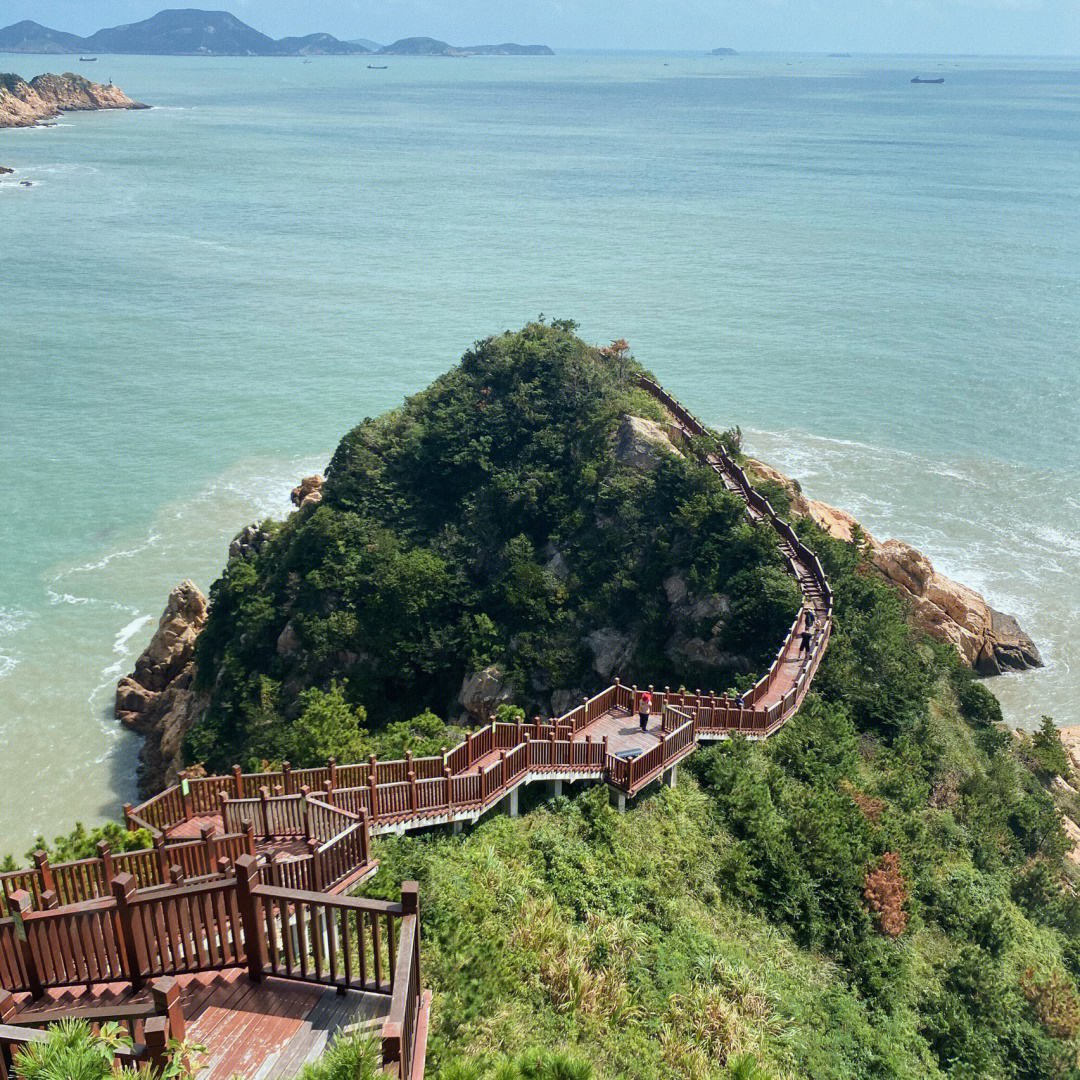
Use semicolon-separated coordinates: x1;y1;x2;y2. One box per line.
614;416;683;471
0;72;146;129
115;580;209;796
291;474;324;508
745;459;1041;676
459;664;515;723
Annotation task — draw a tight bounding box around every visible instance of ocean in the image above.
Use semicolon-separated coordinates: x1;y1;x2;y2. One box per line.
1;52;1077;853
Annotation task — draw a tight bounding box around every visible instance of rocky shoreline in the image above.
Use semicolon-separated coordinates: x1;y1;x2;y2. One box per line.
117;448;1041;796
0;71;147;129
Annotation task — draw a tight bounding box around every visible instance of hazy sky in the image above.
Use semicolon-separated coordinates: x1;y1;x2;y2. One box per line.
3;0;1079;54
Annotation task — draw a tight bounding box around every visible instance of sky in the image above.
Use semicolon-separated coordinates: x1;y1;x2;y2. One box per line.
1;0;1078;54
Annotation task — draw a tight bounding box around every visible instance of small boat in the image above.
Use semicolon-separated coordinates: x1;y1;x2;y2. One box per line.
80;57;98;62
911;76;944;84
367;64;388;70
302;59;312;64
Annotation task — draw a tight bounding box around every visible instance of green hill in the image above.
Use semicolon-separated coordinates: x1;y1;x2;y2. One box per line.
187;323;797;769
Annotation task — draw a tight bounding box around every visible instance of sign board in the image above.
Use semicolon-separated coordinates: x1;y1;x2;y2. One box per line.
181;778;190;796
12;910;26;942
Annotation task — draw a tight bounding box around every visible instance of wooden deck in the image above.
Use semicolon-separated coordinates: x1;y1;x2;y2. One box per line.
10;972;388;1080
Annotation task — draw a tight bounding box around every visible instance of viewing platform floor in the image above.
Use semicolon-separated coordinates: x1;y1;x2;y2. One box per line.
11;972;389;1080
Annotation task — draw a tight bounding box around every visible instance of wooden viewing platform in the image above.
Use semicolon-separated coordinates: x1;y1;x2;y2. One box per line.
0;376;831;1079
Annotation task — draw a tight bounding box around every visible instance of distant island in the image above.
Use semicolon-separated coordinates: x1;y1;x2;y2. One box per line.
0;9;552;58
710;47;737;55
0;71;146;129
377;36;553;56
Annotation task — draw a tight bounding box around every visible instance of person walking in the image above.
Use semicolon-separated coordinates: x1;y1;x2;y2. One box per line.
804;606;816;631
638;690;653;732
799;627;812;655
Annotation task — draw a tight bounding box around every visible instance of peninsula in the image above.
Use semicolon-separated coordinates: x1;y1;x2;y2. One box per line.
0;72;146;129
377;37;554;56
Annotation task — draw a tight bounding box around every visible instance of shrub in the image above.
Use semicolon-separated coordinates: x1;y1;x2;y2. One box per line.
864;852;908;938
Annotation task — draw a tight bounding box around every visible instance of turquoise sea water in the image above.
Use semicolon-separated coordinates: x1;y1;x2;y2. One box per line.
1;52;1077;852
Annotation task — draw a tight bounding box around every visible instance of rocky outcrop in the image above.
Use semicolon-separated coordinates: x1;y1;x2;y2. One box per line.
291;474;323;509
229;522;272;561
0;72;147;128
614;416;683;471
584;628;637;680
115;581;209;795
745;459;1041;675
459;664;515;723
0;165;12;175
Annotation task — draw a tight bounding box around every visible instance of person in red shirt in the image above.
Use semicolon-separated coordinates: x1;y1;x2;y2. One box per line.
638;690;653;732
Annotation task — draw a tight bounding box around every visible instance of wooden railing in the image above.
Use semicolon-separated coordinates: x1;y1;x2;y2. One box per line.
0;976;184;1079
0;829;256;916
0;859;425;1080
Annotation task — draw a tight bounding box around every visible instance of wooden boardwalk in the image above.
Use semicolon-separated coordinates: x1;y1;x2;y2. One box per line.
0;375;831;1080
8;972;388;1080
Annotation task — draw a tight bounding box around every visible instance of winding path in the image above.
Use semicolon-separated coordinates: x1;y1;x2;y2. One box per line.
128;375;833;854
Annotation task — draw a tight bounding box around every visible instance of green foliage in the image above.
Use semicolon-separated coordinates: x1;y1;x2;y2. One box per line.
1029;716;1071;780
286;1032;382;1080
5;821;152;869
187;324;794;769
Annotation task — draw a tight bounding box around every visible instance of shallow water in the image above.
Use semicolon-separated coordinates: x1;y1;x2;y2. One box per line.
1;52;1077;852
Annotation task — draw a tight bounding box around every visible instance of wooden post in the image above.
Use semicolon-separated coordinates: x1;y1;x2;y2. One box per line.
0;988;15;1022
217;857;233;878
97;840;115;890
10;891;42;998
368;774;379;821
359;808;371;865
444;765;454;810
39;890;58;911
153;836;169;884
111;873;144;992
259;786;272;841
631;685;638;714
401;879;420;987
123;803;135;831
234;854;264;983
32;851;53;896
307;839;323;892
181;782;194;823
300;785;312;840
327;757;338;791
201;824;218;873
150;976;185;1042
144;1016;169;1071
242;820;257;858
232;764;244;797
169;866;185;887
408;770;418;813
282;760;292;794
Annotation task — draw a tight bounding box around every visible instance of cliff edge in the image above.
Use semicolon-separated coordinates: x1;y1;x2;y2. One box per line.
0;72;147;128
746;459;1041;675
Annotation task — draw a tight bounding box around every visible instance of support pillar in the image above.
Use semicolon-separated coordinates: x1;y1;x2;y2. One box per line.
609;789;626;813
549;779;563;798
665;765;678;789
452;820;464;835
506;787;519;818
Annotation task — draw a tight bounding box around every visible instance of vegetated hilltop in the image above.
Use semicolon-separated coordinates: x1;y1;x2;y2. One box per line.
0;72;146;128
0;9;371;56
711;47;738;55
378;37;554;56
361;511;1080;1080
182;323;798;771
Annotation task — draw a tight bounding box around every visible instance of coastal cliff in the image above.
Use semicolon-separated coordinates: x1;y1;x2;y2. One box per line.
745;459;1041;675
0;72;146;128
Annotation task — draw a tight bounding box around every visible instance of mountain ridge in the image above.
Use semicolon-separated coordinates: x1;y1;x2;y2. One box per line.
0;10;552;57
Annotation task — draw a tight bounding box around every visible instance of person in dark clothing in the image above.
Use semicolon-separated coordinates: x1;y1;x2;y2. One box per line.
799;629;812;654
804;606;816;631
638;690;652;732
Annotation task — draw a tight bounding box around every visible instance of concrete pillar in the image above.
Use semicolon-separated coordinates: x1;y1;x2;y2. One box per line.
507;787;519;818
609;789;626;813
665;765;678;789
550;779;563;798
452;819;464;835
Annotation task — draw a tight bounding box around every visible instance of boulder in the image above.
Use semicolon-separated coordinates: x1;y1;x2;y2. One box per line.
614;416;683;471
746;459;1041;675
276;620;301;657
229;522;272;560
459;664;515;723
291;474;324;508
114;580;211;797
